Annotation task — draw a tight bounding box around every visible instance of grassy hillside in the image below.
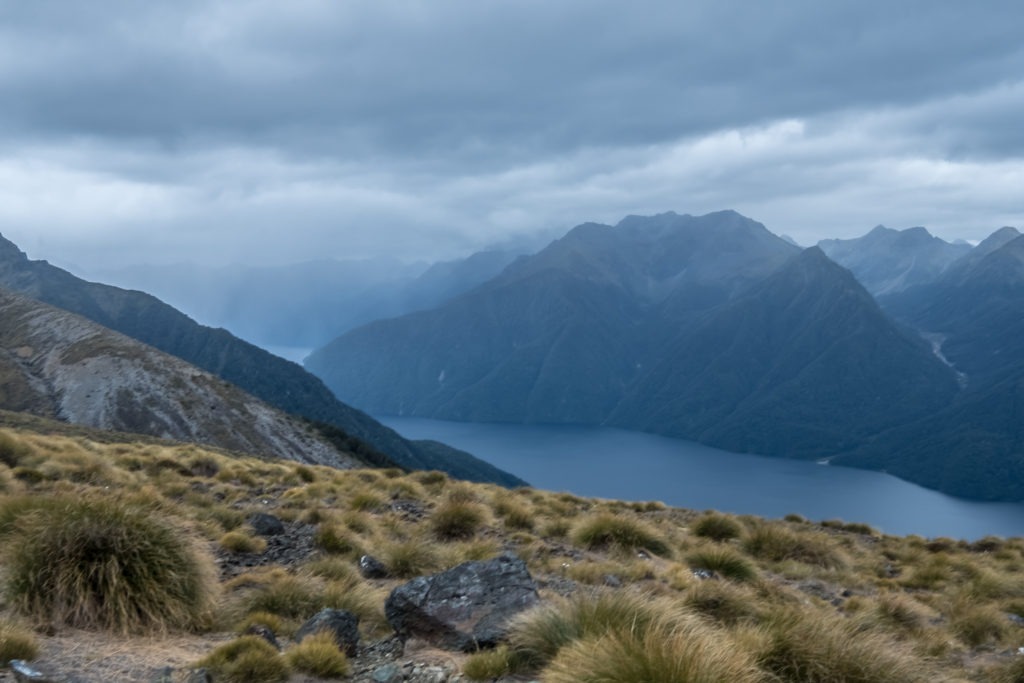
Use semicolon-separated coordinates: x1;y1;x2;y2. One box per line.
2;423;1024;681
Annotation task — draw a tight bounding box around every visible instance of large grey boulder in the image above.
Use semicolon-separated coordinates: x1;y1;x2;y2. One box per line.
384;552;540;651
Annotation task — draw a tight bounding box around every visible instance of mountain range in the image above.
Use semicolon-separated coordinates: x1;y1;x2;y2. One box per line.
0;234;524;486
85;249;525;357
307;211;1024;500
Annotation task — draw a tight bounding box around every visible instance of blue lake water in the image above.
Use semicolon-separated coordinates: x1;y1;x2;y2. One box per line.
380;417;1024;540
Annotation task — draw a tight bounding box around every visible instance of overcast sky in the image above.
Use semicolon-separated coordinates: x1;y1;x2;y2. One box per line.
1;0;1022;270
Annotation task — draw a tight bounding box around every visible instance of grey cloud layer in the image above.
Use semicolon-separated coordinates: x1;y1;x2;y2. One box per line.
0;0;1022;266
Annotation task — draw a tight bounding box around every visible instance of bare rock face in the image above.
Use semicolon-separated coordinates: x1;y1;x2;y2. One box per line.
384;552;539;651
0;288;358;469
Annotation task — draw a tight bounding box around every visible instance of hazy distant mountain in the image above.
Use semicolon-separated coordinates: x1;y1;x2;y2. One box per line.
0;233;524;486
307;212;958;482
833;228;1024;499
817;225;970;296
610;247;958;457
881;228;1024;381
0;288;361;468
307;211;803;421
87;250;524;355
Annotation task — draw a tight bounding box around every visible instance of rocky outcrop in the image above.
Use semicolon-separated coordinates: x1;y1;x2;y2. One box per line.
384;553;540;651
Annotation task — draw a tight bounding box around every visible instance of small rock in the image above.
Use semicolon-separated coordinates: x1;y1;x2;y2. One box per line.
385;551;540;652
602;574;622;588
371;663;403;683
10;660;61;683
360;554;390;579
692;569;717;580
150;667;174;683
249;512;286;536
295;608;360;656
1007;612;1024;626
243;623;280;649
183;669;213;683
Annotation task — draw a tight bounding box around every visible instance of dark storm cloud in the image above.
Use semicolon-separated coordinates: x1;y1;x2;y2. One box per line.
0;0;1022;266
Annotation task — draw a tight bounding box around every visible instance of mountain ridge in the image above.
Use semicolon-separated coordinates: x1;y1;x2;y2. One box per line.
0;232;524;486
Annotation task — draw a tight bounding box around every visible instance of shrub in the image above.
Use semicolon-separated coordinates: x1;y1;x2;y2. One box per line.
198;636;289;683
0;618;39;665
692;513;743;542
220;531;268;554
4;497;215;633
572;514;672;557
687;547;757;582
543;619;762;683
431;501;487;540
286;631;350;678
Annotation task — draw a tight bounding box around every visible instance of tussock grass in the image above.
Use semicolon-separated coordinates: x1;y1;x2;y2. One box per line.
949;601;1009;647
0;618;39;665
286;631;350;678
220;530;268;554
692;513;743;542
4;422;1024;682
235;611;285;636
380;540;441;578
543;618;762;683
4;497;216;634
348;491;388;512
463;644;515;680
314;524;363;557
743;523;847;569
566;559;653;585
0;431;32;468
430;500;487;540
753;608;937;683
572;513;672;557
507;590;681;671
683;579;764;625
198;636;289;683
686;547;758;582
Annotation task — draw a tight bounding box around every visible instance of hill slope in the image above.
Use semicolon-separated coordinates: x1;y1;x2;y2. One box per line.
0;234;522;486
0;288;358;467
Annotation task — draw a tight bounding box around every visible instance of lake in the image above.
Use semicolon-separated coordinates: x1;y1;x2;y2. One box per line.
380;417;1024;540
